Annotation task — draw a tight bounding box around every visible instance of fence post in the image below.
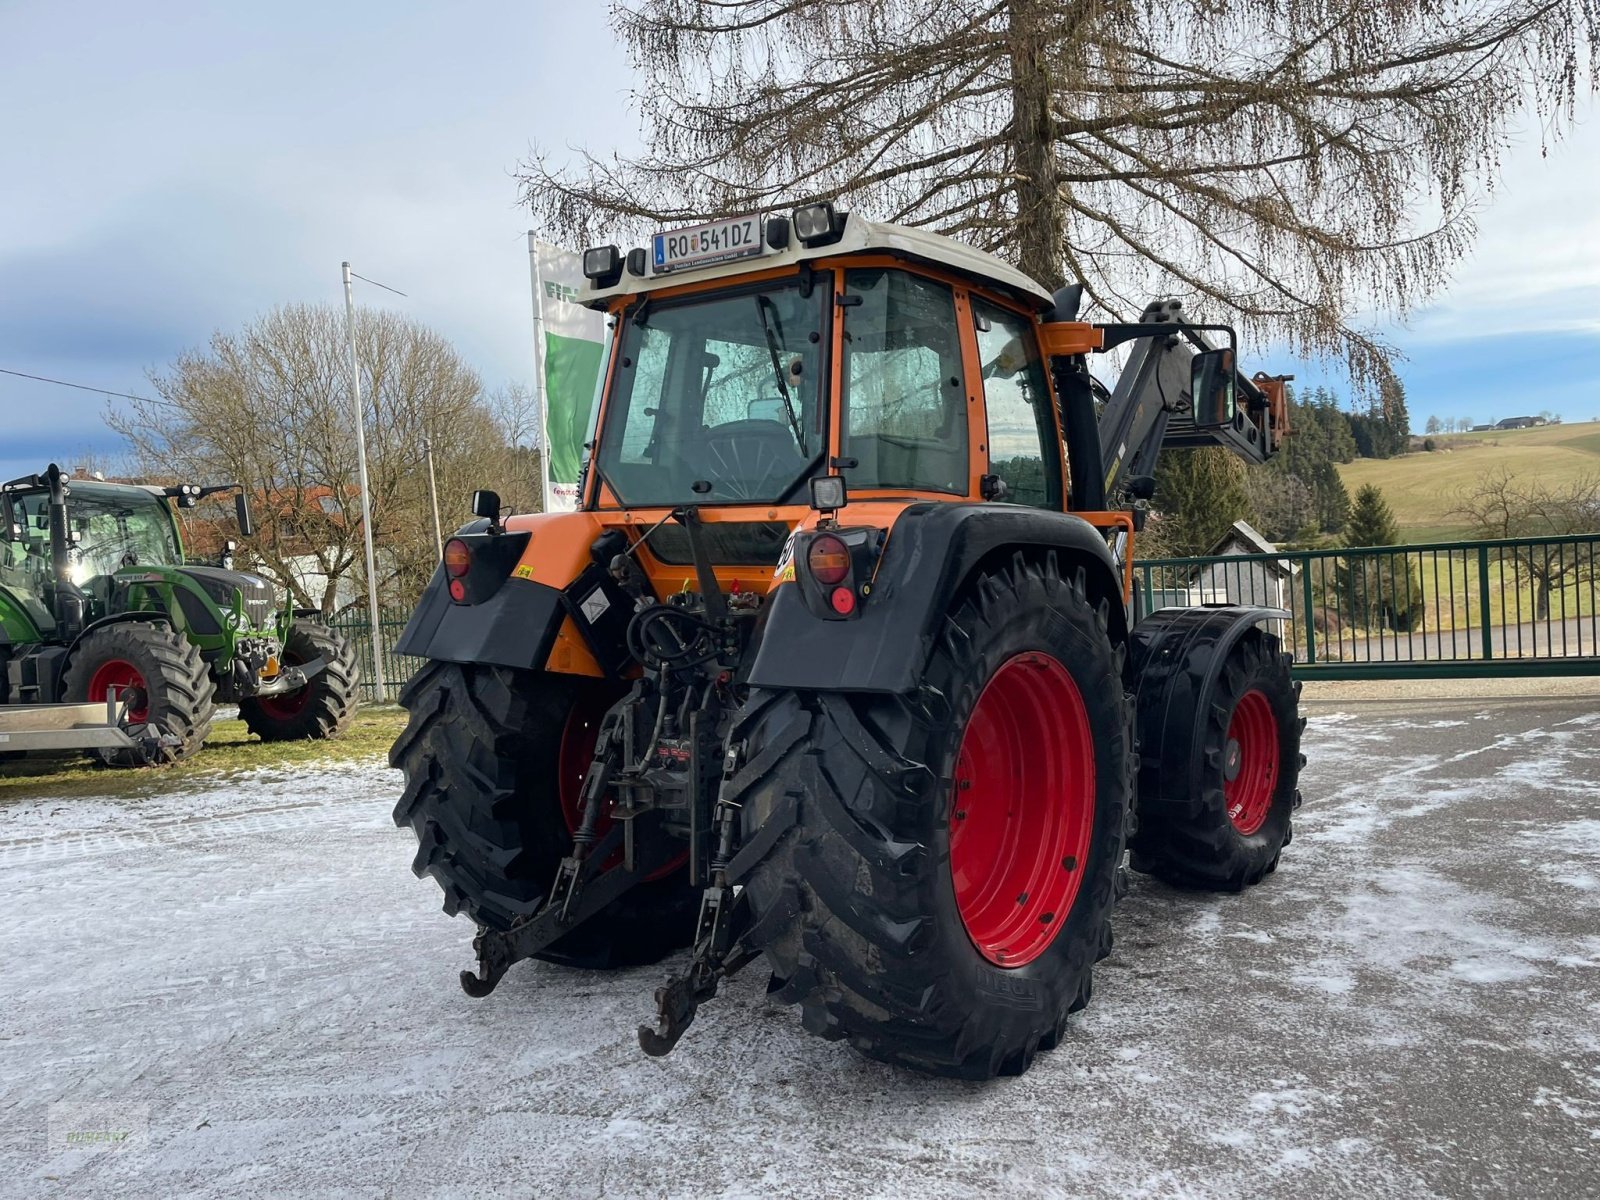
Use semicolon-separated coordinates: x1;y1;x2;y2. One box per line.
1300;559;1316;665
1477;544;1494;661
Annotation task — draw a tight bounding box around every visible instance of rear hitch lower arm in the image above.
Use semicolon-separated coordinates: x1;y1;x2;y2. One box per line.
458;823;682;997
638;739;755;1056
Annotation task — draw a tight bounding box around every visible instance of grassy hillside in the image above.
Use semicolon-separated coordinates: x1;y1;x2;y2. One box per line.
1336;421;1600;543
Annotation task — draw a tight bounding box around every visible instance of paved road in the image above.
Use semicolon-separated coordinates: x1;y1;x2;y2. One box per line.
1;700;1597;1198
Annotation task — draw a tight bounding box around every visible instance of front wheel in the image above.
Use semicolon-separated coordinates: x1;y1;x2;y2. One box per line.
239;619;359;741
63;621;216;766
1129;628;1302;890
731;553;1133;1079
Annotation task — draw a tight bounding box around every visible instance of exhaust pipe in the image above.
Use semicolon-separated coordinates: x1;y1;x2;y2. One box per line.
45;463;86;638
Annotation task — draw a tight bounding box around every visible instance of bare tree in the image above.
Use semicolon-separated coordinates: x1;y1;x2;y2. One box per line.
111;304;511;614
1450;467;1600;618
483;382;545;516
520;0;1595;394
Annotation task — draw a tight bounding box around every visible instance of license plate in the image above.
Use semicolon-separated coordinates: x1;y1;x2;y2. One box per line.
652;214;766;274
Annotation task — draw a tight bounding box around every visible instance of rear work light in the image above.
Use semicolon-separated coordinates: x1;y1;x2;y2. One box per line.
792;201;845;246
582;244;623;286
806;534;851;585
443;538;472;578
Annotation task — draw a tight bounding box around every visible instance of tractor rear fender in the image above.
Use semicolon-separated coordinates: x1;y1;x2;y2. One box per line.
394;526;560;673
1128;604;1289;778
746;502;1127;693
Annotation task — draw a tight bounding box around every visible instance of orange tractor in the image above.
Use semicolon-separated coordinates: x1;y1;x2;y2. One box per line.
391;203;1301;1078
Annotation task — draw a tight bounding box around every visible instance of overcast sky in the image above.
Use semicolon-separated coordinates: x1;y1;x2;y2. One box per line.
2;1;1596;485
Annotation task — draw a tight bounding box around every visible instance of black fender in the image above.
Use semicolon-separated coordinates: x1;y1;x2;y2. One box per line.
746;502;1127;693
1128;604;1288;792
394;568;565;673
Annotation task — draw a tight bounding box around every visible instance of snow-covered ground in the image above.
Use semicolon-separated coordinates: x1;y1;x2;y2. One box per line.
2;698;1597;1198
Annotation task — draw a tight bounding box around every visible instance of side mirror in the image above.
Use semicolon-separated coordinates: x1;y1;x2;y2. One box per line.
1191;347;1237;429
471;490;501;521
234;493;255;539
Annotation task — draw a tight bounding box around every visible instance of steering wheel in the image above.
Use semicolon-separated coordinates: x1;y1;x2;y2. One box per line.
697;419;804;500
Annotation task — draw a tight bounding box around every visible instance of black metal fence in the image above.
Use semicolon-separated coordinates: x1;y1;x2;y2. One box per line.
329;610;423;701
1135;533;1600;679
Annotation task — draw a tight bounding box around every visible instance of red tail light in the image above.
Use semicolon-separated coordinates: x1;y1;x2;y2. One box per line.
443;538;471;578
807;534;851;585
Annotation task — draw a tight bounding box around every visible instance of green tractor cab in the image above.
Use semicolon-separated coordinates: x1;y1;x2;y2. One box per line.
0;463;359;765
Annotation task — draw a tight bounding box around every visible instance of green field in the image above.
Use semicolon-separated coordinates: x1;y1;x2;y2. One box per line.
1337;421;1600;543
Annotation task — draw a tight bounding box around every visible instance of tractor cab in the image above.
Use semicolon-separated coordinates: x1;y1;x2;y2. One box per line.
578;203;1062;517
4;480;183;625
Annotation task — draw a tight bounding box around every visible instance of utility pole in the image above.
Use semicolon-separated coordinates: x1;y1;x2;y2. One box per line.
423;436;443;560
342;261;388;703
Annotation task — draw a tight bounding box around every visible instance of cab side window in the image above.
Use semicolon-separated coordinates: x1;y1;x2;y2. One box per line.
973;299;1060;509
839;268;969;494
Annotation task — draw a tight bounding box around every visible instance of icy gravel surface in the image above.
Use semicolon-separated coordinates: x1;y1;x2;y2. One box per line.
2;699;1598;1198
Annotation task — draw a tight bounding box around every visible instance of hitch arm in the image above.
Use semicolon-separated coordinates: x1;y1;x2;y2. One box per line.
459;824;682;997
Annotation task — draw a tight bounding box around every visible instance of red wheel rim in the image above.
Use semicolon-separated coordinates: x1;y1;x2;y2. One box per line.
255;648;311;719
558;690;687;880
88;659;149;723
1224;689;1280;835
948;652;1096;968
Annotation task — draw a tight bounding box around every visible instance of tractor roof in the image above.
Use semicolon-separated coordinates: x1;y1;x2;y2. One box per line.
580;214;1055;313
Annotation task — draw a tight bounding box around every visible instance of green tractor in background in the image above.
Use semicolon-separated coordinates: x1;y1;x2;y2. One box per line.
0;463;360;765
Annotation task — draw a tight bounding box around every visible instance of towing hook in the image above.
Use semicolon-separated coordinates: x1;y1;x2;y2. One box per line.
638;976;701;1057
459;968;499;999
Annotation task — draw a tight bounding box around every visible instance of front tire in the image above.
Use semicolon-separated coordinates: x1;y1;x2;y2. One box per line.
731;553;1132;1078
63;621;216;766
1129;629;1302;890
239;619;359;741
390;661;697;968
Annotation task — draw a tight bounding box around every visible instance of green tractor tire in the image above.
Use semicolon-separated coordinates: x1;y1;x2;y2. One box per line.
239;619;360;742
62;621;217;766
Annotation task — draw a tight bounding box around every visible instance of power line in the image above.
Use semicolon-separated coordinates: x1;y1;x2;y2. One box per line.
0;367;174;407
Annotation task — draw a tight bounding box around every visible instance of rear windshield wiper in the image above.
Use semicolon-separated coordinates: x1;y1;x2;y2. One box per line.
754;295;807;455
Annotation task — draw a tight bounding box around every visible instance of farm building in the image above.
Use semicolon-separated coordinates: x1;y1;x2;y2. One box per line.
1144;520;1299;611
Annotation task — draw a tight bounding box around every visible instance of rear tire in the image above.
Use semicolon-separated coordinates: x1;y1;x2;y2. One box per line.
1129;629;1302;890
239;619;359;741
390;661;697;968
63;621;215;766
731;553;1132;1078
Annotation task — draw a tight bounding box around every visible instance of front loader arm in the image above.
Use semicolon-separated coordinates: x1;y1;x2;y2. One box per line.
1095;300;1285;502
